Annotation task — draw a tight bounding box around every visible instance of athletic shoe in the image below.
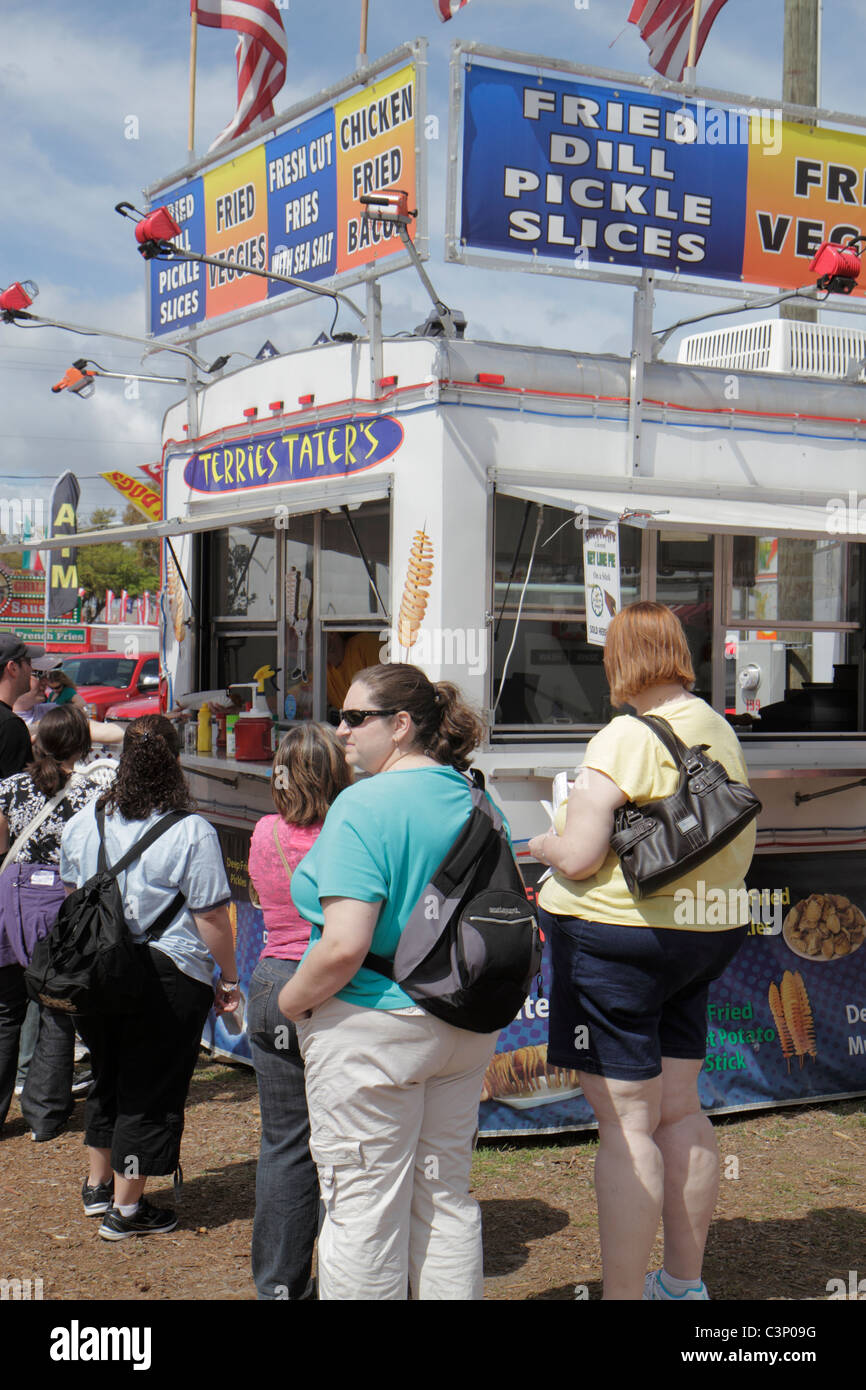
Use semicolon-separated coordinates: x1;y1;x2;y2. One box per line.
71;1070;93;1096
98;1198;178;1241
643;1269;709;1301
82;1179;114;1217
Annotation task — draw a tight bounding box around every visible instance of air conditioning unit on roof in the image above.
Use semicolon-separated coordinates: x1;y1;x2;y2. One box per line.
677;318;866;382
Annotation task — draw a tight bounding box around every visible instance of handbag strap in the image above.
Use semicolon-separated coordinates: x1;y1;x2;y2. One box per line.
629;712;698;769
271;819;293;884
0;774;84;875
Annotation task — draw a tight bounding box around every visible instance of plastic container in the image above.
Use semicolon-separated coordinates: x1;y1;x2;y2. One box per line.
183;719;197;755
225;713;238;758
197;703;212;754
234;714;274;762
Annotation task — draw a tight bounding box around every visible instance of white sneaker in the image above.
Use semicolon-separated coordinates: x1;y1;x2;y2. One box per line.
644;1269;709;1300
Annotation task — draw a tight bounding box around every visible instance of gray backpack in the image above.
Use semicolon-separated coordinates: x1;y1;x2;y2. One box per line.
363;775;542;1033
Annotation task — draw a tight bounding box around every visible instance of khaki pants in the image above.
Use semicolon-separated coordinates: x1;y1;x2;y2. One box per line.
298;997;498;1301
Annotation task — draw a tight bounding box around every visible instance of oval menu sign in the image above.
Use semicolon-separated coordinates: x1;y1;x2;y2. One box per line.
181;415;404;494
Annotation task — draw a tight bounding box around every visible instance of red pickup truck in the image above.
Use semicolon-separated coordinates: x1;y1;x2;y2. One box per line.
56;652;162;721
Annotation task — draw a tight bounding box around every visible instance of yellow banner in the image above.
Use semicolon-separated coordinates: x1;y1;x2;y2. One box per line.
101;472;163;521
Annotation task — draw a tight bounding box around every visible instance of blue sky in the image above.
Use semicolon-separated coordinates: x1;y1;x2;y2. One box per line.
0;0;862;526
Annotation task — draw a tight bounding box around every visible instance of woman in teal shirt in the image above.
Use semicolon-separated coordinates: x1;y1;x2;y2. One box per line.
280;664;501;1301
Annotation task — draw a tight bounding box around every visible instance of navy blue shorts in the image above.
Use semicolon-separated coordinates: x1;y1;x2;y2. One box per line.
542;909;748;1082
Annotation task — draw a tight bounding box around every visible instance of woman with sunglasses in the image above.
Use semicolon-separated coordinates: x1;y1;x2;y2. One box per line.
278;664;500;1301
247;723;351;1300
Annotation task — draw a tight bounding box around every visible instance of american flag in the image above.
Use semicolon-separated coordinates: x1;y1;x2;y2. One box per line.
628;0;729;82
192;0;288;150
437;0;471;21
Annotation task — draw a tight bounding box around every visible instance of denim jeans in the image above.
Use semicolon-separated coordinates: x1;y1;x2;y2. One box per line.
0;966;74;1137
248;956;319;1300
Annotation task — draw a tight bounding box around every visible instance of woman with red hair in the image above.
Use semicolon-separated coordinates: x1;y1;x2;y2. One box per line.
529;602;756;1302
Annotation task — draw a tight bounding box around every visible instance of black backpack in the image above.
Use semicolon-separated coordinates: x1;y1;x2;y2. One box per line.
363;774;542;1033
24;807;190;1015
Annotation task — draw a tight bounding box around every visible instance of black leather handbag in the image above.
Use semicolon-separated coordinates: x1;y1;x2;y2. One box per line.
609;714;761;900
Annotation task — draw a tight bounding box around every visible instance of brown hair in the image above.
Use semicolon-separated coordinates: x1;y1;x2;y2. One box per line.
98;714;194;819
603;602;695;707
29;706;92;796
46;669;76;691
271;723;352;826
355;664;484;771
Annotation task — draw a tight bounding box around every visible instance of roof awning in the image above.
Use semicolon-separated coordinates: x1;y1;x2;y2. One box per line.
34;474;392;550
493;471;862;540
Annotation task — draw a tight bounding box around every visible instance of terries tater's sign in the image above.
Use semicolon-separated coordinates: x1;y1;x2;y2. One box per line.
458;63;866;293
180;416;404;494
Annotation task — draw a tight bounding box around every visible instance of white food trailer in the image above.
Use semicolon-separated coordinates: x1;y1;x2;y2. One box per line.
43;39;866;1132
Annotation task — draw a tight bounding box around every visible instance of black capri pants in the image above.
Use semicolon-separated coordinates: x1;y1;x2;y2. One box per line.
76;945;214;1176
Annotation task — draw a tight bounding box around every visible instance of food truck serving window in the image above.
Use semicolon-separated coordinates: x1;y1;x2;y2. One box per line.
200;498;389;726
492;494;640;728
726;536;864;734
491;493;866;737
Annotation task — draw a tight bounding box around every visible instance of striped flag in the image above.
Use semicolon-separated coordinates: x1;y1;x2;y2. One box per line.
437;0;471;20
192;0;288;150
628;0;729;81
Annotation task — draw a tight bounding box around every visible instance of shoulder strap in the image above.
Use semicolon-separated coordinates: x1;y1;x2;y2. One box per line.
94;807;192;942
629;713;692;769
0;774;84;876
96;807;192;878
272;818;293;884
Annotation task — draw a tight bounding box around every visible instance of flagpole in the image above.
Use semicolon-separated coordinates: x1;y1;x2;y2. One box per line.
683;0;702;85
189;6;198;157
359;0;369;65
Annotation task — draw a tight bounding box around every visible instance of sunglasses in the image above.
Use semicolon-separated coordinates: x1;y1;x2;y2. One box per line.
334;707;398;729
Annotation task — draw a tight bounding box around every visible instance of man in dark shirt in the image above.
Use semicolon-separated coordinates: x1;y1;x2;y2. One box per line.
0;635;49;778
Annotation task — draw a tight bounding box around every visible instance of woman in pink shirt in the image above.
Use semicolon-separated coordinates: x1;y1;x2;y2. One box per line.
247;723;351;1300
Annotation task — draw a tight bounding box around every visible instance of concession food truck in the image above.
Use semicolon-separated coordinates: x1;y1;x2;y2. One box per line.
155;325;866;1133
52;40;866;1132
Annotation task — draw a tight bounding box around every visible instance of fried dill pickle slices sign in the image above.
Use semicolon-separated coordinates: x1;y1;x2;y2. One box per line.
181;417;404;493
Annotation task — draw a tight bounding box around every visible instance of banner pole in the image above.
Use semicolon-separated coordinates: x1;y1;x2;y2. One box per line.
189;8;198;157
359;0;369;64
685;0;702;75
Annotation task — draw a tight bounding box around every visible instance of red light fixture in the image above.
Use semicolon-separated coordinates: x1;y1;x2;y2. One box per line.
132;206;182;259
359;190;416;226
298;393;315;406
810;236;864;294
243;406;258;419
269;400;284;413
0;280;38;317
476;373;505;387
379;375;398;389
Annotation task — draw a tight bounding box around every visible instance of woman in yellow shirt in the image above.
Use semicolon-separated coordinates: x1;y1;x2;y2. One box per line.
528;602;755;1302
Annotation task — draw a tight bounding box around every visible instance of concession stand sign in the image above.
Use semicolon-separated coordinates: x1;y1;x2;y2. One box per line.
455;60;866;294
148;56;421;337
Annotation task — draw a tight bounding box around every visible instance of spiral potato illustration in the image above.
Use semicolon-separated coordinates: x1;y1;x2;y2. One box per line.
397;529;434;648
768;980;794;1070
770;971;816;1071
166;553;186;643
781;969;816;1066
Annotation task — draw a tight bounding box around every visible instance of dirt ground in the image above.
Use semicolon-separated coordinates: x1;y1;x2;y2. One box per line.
1;1054;864;1303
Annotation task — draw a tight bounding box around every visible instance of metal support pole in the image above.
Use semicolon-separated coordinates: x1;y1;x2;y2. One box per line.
628;271;654;477
781;0;821;324
367;278;383;398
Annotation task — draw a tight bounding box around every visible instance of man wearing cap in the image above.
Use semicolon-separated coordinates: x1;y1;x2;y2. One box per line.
0;636;48;777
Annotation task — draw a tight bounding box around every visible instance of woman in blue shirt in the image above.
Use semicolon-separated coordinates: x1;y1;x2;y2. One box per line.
279;664;500;1301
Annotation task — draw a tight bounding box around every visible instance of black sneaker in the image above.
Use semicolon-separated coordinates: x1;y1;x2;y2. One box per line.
99;1198;178;1241
82;1178;114;1217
